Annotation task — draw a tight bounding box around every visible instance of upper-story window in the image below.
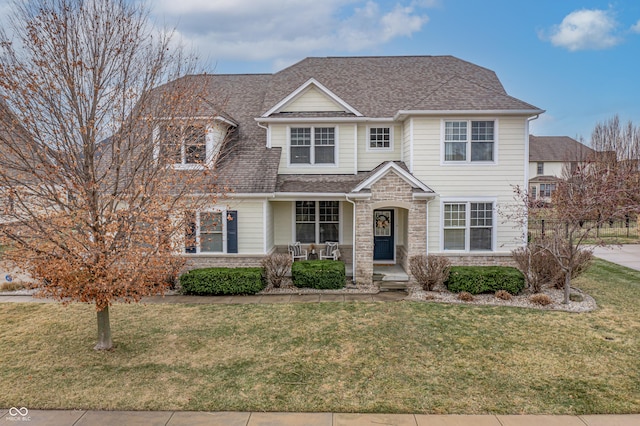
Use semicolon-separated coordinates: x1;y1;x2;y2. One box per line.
537;162;544;175
444;120;495;163
158;124;207;166
369;127;392;150
290;127;335;165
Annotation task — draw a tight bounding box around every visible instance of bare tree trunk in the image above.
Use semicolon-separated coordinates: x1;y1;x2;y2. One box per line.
563;271;571;304
94;306;113;350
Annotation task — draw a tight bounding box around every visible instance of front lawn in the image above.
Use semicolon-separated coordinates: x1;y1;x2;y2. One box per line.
0;259;638;414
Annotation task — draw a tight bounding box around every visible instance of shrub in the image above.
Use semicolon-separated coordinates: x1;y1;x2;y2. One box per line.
457;291;474;301
292;260;345;289
495;290;512;301
549;248;593;290
513;245;593;291
409;254;451;291
512;246;554;293
529;293;553;306
180;267;265;295
446;266;525;295
261;253;292;288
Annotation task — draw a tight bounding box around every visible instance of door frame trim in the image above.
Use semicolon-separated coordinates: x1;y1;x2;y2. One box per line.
373;208;396;264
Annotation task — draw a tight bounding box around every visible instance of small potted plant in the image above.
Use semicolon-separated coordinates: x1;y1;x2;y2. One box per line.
309;243;316;255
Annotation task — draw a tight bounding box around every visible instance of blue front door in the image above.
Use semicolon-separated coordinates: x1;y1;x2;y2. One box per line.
373;210;394;261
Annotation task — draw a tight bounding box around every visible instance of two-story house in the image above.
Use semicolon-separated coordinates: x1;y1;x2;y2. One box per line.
528;135;595;203
158;56;543;285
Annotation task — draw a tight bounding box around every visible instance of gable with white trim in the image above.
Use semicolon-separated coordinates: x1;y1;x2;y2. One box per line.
282;86;345;113
262;78;362;117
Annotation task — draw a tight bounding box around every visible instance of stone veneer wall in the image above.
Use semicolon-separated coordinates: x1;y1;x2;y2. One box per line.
184;254;266;271
354;170;427;285
440;253;517;267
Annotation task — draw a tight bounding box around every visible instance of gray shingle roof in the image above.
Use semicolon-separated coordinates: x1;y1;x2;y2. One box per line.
529;135;595;162
262;56;541;116
153;56;542;194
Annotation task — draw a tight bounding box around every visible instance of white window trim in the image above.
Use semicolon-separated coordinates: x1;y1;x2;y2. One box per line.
191;209;228;254
440;197;497;253
291;200;342;244
440;119;499;166
366;125;394;152
154;123;218;170
286;125;339;167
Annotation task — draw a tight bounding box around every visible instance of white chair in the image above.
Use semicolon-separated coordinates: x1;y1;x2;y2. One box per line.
288;242;308;262
319;242;339;260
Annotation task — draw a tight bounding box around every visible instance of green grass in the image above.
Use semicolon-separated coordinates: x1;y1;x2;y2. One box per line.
0;259;638;414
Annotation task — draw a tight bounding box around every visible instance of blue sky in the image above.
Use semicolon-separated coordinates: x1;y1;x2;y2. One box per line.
2;0;640;142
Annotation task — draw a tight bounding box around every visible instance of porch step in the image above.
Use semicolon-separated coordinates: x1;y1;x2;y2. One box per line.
376;281;408;291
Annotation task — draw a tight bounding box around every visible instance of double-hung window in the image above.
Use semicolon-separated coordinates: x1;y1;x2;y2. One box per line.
537;162;544;175
368;127;392;149
295;201;339;243
539;183;556;198
158;124;208;167
444;120;495;163
443;202;494;251
290;127;335;165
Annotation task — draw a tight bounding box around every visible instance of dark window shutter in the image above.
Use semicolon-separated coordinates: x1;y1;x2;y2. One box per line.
227;210;238;253
185;212;196;253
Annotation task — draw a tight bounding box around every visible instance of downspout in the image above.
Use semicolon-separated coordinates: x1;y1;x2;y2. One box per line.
345;195;357;285
257;121;271;148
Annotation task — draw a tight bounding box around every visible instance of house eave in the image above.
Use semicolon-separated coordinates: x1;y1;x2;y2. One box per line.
273;192;351;200
255;117;395;124
393;109;545;121
412;193;438;200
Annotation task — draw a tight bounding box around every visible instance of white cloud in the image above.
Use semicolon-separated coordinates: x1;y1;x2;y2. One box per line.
631;19;640;33
150;0;431;68
544;9;621;51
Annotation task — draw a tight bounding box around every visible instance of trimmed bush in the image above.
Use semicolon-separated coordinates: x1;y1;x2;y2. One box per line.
292;260;345;289
495;290;512;301
409;254;451;291
457;291;474;302
261;253;292;288
446;266;525;295
180;267;265;295
529;293;553;306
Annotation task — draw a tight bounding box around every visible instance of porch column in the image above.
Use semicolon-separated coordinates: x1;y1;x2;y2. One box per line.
407;200;427;283
354;199;373;285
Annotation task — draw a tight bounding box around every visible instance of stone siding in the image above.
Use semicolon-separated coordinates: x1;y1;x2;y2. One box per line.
354;170;427;285
183;254;267;271
439;253;517;267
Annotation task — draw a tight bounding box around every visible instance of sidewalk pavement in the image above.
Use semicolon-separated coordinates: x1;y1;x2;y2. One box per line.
1;410;638;426
0;291;408;304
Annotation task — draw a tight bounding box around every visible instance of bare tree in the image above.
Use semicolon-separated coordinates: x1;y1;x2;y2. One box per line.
522;116;640;303
0;0;222;350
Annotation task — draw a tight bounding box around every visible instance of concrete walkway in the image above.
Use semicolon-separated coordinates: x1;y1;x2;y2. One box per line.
592;244;640;271
1;410;638;426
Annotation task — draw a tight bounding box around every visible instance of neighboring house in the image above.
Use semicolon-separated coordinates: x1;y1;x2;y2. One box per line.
156;56;543;285
528;135;595;203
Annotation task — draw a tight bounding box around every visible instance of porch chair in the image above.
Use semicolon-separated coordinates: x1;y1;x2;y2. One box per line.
319;242;340;260
288;242;308;262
